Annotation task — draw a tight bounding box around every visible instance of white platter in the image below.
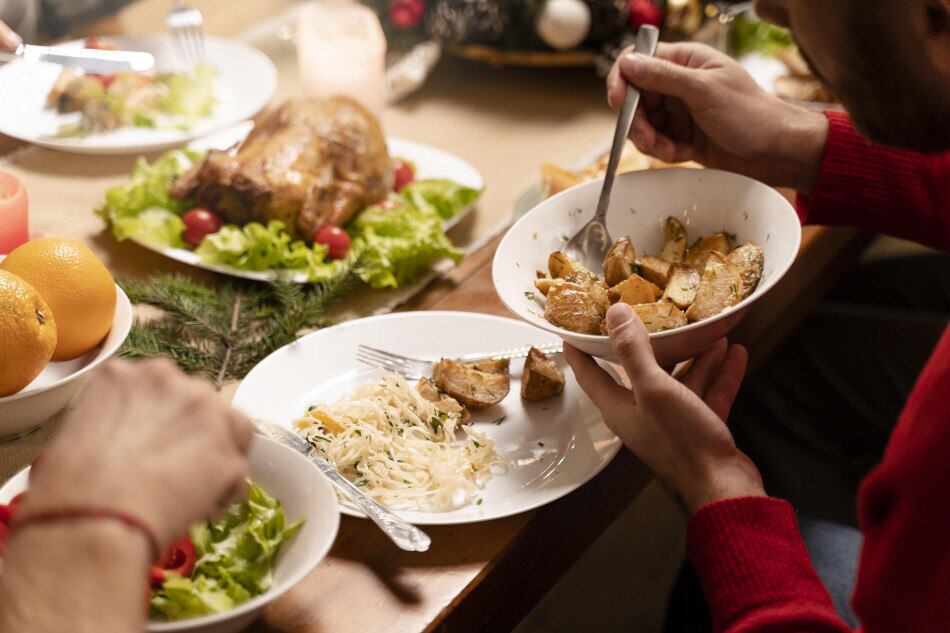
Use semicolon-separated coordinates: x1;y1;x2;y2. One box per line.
232;311;623;525
0;36;277;155
125;123;485;283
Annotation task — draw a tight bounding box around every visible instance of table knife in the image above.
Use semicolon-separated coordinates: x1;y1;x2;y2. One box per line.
0;44;155;74
253;420;432;552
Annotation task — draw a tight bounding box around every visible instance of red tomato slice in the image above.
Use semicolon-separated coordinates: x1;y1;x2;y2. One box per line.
149;534;197;587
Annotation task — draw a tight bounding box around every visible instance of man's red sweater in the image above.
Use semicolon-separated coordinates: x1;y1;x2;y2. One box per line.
687;110;950;633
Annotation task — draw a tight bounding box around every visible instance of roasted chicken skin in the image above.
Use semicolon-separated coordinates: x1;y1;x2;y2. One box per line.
171;96;391;239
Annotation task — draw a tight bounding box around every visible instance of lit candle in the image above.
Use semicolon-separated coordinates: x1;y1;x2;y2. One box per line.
0;172;28;255
296;0;388;114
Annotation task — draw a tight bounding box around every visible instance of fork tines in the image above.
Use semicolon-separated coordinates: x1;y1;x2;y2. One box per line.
167;2;205;71
356;346;429;380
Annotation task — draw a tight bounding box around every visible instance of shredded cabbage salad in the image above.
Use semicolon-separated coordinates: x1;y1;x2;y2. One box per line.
150;482;304;621
96;150;481;288
296;372;504;512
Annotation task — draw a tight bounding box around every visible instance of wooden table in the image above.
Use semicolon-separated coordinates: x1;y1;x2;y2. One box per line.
0;1;874;631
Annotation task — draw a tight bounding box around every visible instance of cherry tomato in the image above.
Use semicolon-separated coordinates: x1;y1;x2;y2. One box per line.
0;504;12;525
84;37;116;51
392;159;415;192
149;534;197;587
0;521;8;557
94;74;117;88
182;208;224;248
8;492;26;510
313;225;351;260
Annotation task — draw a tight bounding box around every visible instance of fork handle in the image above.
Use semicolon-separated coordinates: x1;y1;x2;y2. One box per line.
455;342;563;364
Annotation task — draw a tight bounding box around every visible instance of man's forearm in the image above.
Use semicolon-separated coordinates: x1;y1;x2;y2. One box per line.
0;521;149;633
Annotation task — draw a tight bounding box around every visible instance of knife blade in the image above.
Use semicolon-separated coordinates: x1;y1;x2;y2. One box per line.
252;420;432;552
0;44;154;74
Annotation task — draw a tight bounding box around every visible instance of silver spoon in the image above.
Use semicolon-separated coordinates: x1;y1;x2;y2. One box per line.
564;25;660;273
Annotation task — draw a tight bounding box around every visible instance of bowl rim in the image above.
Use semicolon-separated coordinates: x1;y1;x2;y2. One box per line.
492;167;803;343
0;283;134;403
145;436;340;632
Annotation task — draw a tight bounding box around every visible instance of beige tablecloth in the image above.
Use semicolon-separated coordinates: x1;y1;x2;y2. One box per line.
1;0;617;481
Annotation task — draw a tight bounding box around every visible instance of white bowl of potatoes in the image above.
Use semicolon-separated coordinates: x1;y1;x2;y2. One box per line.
493;168;802;364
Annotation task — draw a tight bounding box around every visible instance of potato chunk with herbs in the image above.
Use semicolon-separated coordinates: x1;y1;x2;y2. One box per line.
634;301;688;332
685;233;732;270
685;252;743;322
661;264;701;309
543;281;606;334
603;236;637;287
726;242;765;300
660;217;687;262
548;251;578;279
639;255;671;288
608;273;662;306
433;359;510;409
521;347;565;401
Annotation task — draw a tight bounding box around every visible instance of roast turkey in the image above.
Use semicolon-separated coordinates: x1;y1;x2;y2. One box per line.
171;96;391;239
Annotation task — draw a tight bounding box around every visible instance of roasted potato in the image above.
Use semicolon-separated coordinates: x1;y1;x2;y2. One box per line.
660;216;687;262
685;233;732;270
638;255;671;288
661;264;701;309
521;347;565;401
603;236;637;287
685;252;743;322
543;281;607;334
467;358;510;374
548;252;578;279
608;273;662;306
633;301;688;333
535;277;556;296
417;377;441;402
726;242;765;300
416;377;471;423
433;359;510;409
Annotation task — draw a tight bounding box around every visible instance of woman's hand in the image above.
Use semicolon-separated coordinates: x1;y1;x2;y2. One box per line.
607;41;828;193
0;21;21;52
566;303;765;513
21;358;254;550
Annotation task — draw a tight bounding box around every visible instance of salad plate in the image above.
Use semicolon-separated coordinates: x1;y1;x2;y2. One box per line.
232;311;623;525
107;122;485;284
0;36;276;155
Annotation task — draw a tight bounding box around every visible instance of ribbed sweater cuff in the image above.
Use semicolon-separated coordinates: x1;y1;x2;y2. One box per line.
687;497;837;628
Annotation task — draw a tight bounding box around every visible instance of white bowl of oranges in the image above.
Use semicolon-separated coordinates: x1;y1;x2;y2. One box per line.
0;237;132;439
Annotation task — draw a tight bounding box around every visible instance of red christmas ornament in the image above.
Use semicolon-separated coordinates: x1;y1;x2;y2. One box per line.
629;0;662;29
390;0;424;29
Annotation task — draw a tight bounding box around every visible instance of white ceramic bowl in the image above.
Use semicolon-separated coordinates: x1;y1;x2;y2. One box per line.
493;168;802;363
0;435;340;633
0;284;134;439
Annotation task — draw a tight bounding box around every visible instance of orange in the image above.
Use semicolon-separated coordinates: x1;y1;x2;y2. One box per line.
0;271;57;396
0;237;116;361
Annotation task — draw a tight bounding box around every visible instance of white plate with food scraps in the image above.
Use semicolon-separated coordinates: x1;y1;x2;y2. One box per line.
124;122;484;284
232;311;623;525
0;36;276;155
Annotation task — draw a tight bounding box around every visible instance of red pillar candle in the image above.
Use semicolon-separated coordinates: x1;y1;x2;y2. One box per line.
0;172;28;255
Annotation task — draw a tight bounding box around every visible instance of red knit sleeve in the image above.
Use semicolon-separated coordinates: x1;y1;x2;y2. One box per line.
796;111;950;252
687;497;854;633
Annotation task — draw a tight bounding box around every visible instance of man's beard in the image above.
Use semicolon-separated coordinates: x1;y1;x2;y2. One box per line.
797;27;950;153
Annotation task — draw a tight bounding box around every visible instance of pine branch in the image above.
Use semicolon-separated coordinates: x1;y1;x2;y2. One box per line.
117;263;360;389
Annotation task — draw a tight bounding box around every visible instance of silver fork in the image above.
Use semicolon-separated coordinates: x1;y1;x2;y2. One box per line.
563;25;659;273
356;342;564;380
167;0;205;71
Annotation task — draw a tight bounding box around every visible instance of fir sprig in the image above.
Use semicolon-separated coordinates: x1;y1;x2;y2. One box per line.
117;264;359;389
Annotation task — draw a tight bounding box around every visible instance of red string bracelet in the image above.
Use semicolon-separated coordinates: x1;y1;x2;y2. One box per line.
11;508;160;559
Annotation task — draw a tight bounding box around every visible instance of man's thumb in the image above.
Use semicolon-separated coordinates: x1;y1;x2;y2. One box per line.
606;303;662;383
618;53;708;106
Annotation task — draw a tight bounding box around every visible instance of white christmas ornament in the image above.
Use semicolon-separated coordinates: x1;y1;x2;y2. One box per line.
536;0;592;50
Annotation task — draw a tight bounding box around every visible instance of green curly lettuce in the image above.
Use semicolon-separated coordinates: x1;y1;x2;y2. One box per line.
97;149;203;223
157;63;216;127
398;179;481;221
730;15;795;57
150;483;305;621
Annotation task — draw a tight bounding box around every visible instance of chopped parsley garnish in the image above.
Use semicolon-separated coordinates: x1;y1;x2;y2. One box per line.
476;498;483;505
524;291;538;301
538;442;544;447
472;439;481;448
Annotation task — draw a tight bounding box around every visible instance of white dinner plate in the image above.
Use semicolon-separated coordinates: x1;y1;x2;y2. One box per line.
0;36;277;154
125;123;485;283
232;311;623;525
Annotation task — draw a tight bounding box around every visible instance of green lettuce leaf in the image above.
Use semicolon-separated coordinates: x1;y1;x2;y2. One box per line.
157;63;216;125
195;220;345;282
111;207;186;248
399;179;481;221
97;149;203;223
351;202;462;289
730;15;794;57
150;483;305;621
